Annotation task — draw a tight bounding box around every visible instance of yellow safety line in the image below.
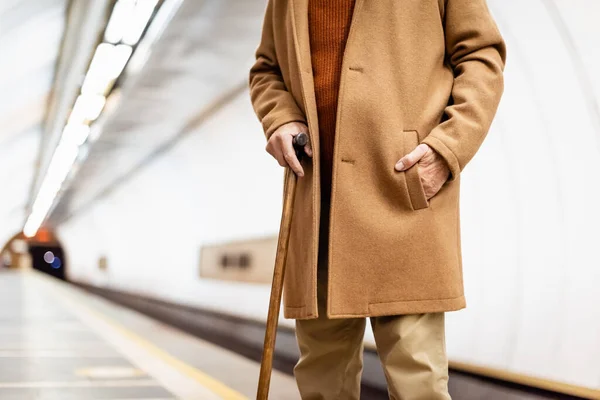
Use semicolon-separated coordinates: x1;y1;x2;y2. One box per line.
29;272;600;399
449;361;600;400
88;311;248;400
37;274;248;400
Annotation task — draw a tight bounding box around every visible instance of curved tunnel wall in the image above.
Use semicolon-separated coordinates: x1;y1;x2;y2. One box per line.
0;0;66;248
57;0;600;390
0;129;40;247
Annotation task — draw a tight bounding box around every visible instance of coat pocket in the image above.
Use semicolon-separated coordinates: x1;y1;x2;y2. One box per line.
402;130;429;210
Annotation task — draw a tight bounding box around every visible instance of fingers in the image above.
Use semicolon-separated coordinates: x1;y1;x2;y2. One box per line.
266;134;305;176
265;140;286;167
282;134;305;177
395;143;429;171
265;122;310;176
304;142;313;158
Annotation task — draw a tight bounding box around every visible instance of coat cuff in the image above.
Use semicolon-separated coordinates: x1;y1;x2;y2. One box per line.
263;113;307;140
421;134;461;181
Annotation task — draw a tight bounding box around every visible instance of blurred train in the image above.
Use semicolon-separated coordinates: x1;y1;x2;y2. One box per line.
1;0;599;398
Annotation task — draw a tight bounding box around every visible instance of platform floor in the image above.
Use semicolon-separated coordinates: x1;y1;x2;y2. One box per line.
0;270;297;400
0;269;583;400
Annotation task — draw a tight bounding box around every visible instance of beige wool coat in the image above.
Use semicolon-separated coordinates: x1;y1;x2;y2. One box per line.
249;0;506;319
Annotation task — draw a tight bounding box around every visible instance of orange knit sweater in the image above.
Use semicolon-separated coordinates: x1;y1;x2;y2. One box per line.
308;0;355;262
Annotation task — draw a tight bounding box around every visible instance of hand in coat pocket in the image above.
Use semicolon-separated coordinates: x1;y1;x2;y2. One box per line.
395;144;450;200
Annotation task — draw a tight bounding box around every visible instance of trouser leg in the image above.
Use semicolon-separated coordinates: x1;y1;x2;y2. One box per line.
371;313;451;400
294;268;366;400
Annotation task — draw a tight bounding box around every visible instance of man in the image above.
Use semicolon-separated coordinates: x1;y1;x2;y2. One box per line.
249;0;506;398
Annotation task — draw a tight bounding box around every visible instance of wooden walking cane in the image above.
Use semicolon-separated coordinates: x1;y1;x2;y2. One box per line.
257;132;308;400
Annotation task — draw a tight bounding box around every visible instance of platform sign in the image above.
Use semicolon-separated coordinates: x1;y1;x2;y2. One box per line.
199;236;277;284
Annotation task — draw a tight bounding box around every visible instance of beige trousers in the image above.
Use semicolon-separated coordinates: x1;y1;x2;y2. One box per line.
294;268;451;400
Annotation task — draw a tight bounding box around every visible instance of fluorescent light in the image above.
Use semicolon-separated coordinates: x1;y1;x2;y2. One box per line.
44;142;79;193
68;94;106;124
104;0;158;46
24;0;152;238
82;43;116;94
24;217;42;238
122;0;159;46
23;129;85;237
112;44;133;77
81;44;132;94
62;124;91;147
127;0;183;74
104;0;136;44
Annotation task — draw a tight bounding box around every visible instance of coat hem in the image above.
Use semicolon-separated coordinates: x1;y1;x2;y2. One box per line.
284;295;466;320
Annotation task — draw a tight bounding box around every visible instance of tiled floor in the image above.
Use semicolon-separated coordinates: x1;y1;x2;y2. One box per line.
0;273;174;399
0;270;297;399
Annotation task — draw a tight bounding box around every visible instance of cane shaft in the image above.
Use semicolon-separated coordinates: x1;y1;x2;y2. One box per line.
257;167;298;399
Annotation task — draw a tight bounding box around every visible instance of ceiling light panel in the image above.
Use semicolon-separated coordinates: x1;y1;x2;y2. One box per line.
24;0;161;238
112;44;134;77
62;123;92;147
123;0;159;46
104;0;159;46
81;43;133;95
68;94;106;125
104;0;136;44
81;43;117;94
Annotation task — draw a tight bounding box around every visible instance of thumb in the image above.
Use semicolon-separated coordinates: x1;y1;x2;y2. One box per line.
395;144;428;171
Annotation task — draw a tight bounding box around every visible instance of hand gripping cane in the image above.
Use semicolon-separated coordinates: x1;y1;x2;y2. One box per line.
257;132;308;400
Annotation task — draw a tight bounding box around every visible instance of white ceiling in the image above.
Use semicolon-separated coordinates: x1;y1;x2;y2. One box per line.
0;0;67;245
2;0;599;242
49;0;265;223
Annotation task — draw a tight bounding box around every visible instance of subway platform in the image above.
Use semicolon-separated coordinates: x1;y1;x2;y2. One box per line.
0;270;297;400
0;269;587;400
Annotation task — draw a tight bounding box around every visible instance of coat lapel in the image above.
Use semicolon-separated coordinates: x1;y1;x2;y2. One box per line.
291;0;311;72
290;0;318;149
290;0;364;148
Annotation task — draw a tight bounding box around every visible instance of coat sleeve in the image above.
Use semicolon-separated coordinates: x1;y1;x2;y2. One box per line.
249;1;306;139
421;0;506;181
